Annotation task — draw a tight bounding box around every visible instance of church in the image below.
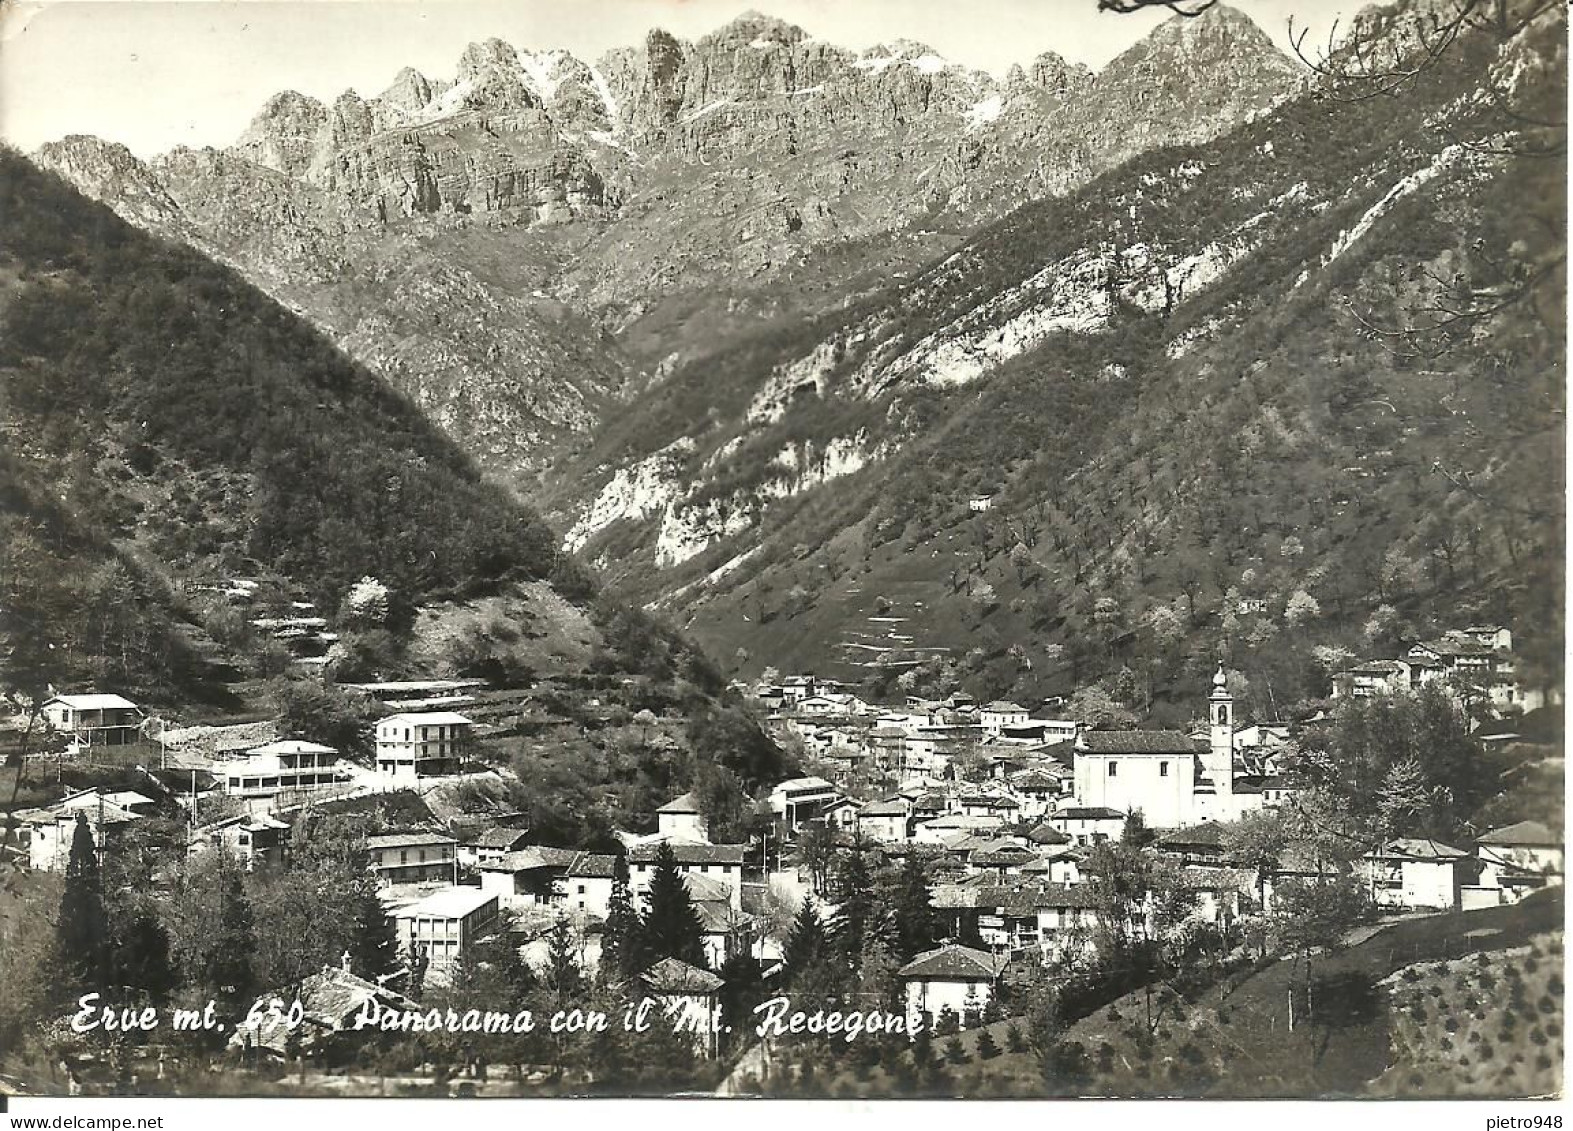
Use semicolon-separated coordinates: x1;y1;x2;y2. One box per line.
1070;669;1293;829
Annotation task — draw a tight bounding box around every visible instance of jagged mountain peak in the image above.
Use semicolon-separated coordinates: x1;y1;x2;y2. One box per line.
1104;1;1297;73
704;10;808;47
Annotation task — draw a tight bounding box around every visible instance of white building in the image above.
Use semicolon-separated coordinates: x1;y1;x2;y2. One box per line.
394;887;499;985
1362;838;1472;910
628;843;746;911
374;711;473;782
41;693;144;748
979;701;1031;734
768;777;841;831
220;740;345;800
898;943;1009;1028
656;792;710;843
17;789;143;871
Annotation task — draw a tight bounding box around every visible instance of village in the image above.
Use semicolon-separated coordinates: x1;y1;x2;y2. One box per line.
0;591;1561;1096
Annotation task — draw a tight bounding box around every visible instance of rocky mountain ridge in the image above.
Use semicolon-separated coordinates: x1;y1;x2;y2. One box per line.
34;5;1303;478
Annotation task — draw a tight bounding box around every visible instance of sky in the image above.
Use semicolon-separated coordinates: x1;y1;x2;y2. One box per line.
0;0;1355;157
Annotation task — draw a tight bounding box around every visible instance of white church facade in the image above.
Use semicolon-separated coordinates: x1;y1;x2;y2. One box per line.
1071;670;1287;829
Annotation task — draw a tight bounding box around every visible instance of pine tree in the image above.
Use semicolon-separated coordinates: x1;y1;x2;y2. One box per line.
600;852;643;981
53;814;108;1001
782;897;829;983
349;887;400;981
976;1029;1002;1060
640;843;704;967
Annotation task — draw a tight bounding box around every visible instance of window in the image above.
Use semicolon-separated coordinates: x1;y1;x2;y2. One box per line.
1160;762;1169;778
400;850;408;865
577;884;586;895
1108;762;1118;777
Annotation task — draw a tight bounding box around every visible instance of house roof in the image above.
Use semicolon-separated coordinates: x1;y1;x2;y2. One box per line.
1479;820;1561;848
483;846;580;872
246;740;338;757
1026;822;1072;846
233;966;415;1054
983;701;1030;714
640;956;725;994
1078;730;1201;755
681;873;734;903
772;776;837;793
960;794;1020;810
859;798;909;818
379;711;474;726
566;852;619;878
1158;823;1229;850
1372;838;1469;861
897;943;1009;980
394;886;496;919
474;827;533;850
1054;807;1126;822
366;831;457;851
657;791;702;815
628;842;747;866
47;693;140;711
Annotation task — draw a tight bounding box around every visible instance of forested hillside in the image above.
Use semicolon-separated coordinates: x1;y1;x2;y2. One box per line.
561;6;1565;722
0;150;791;845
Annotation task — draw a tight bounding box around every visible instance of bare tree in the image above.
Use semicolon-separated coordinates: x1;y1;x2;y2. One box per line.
1098;0;1217;15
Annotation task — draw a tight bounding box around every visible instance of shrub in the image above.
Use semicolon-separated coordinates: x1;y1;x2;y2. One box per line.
1005;1023;1027;1054
945;1037;969;1066
976;1030;1002;1061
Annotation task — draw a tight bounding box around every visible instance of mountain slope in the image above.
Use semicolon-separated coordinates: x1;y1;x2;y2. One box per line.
557;8;1566;719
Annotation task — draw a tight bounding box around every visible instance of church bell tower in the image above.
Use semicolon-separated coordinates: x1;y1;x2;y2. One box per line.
1207;666;1235;806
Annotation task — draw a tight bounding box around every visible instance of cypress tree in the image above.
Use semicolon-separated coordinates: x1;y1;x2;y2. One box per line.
889;856;941;960
600;851;643;981
831;850;876;962
110;904;176;1005
545;915;585;999
206;862;257;1016
640;843;704;967
53;813;108;1000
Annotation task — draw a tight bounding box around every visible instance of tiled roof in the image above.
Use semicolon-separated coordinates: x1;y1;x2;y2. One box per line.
1054;807;1125;821
681;873;733;903
1026;822;1072;846
961;794;1021;809
1158;823;1229;850
657;791;701;815
984;701;1030;714
484;846;580;872
897;943;1010;980
1372;838;1469;861
1079;730;1201;755
566;852;619;878
859;798;910;818
1479;820;1560;847
641;957;725;994
628;843;747;866
474;827;532;850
